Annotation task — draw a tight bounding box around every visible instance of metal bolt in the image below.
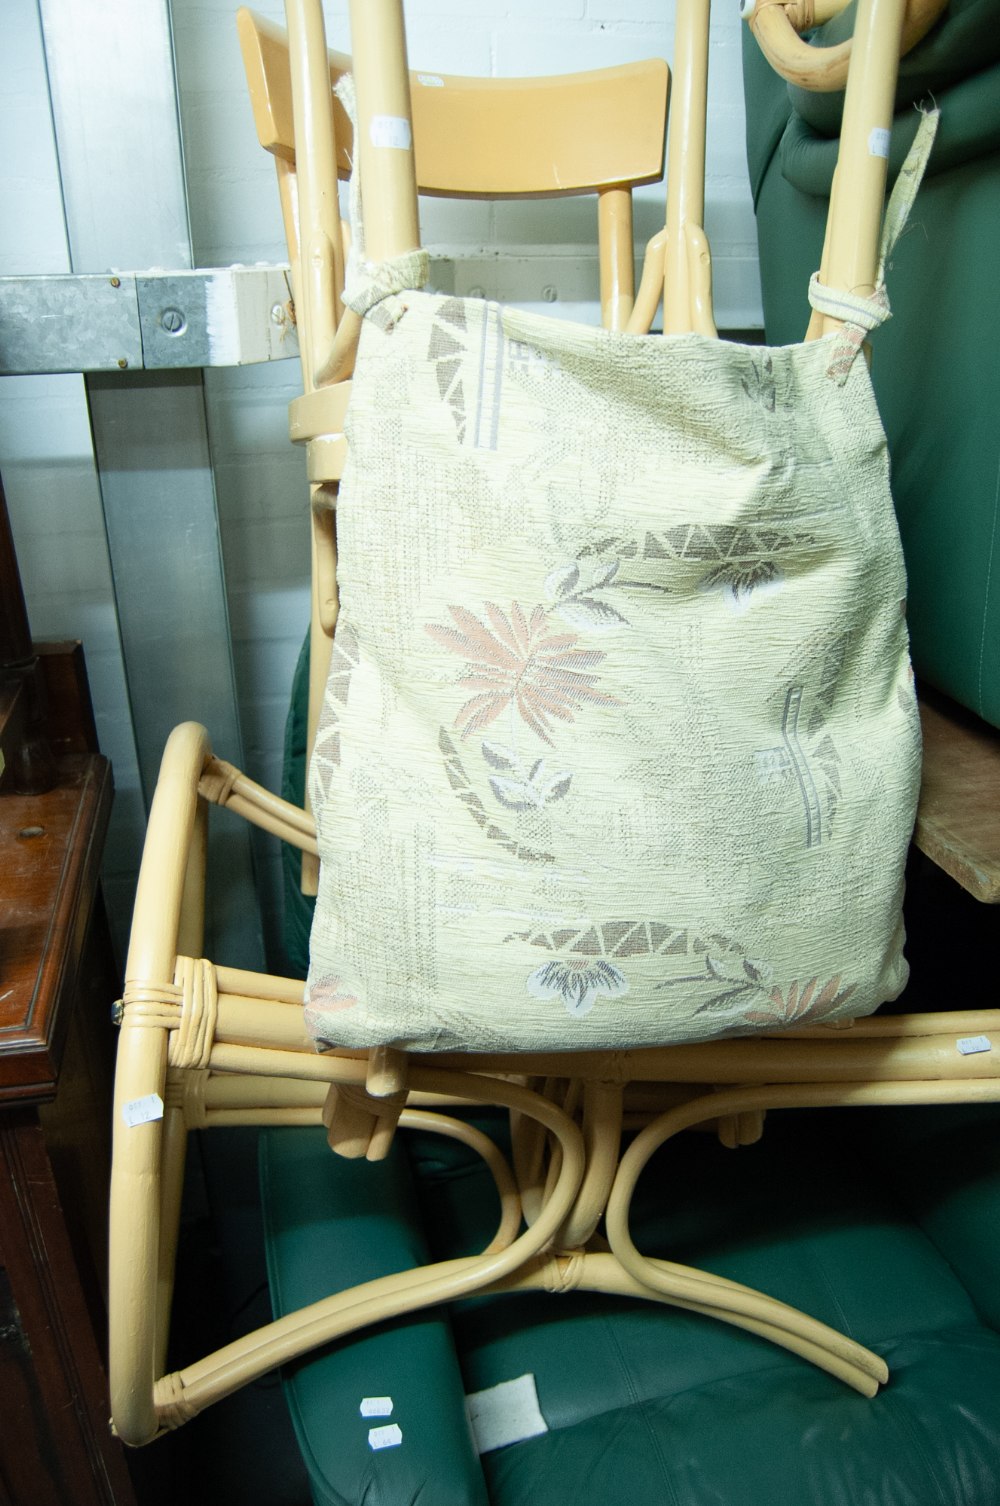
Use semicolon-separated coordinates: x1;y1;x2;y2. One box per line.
109;276;121;289
468;285;486;301
117;357;129;369
160;307;186;335
542;285;558;303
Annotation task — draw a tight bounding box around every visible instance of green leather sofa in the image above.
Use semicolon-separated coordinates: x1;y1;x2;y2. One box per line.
742;0;1000;727
260;1098;1000;1504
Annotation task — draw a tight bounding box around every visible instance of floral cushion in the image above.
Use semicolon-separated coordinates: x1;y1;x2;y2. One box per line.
305;292;919;1053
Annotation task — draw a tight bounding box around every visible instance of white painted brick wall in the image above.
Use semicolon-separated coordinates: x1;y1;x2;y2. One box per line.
3;0;764;964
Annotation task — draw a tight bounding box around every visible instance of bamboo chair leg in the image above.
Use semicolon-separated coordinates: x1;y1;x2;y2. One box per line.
155;1103;189;1380
489;1252;882;1397
604;1083;975;1392
323;1043;410;1160
558;1081;623;1249
598;187;635;331
150;1070;584;1429
110;721;212;1446
177;796;207;958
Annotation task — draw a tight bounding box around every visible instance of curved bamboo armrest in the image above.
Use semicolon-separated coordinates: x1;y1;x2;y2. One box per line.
743;0;948;91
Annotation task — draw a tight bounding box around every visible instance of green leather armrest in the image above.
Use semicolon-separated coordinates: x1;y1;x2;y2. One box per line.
260;1127;488;1506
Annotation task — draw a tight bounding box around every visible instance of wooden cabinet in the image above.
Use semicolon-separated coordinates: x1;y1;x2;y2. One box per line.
0;477;134;1504
0;754;136;1506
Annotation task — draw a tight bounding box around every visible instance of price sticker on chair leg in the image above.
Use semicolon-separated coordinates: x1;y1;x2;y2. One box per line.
957;1035;992;1056
122;1092;164;1127
370;115;412;150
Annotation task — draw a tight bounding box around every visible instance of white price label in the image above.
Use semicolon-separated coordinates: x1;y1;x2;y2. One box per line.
868;127;891;158
368;1424;403;1450
122;1093;164;1127
360;1397;394;1418
957;1035;992;1056
370;115;412;150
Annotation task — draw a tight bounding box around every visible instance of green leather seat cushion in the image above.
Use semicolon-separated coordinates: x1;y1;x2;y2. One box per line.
262;1102;1000;1505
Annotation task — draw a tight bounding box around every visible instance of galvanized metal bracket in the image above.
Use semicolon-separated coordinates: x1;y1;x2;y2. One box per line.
0;265;298;374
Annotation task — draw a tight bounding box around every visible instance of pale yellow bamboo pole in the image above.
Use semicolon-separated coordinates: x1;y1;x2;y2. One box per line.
598;188;635;331
283;0;349;894
400;1109;523;1253
299;0;418;1161
783;0;855;28
214;996;314;1052
215;964;305;1003
276;159;306;374
539;1078;580;1215
199;758;317;840
607;1077;1000;1385
346;0;420;261
662;0;717;336
125;724;211;987
489;1252;881;1396
150;1072;581;1427
176;797;207;959
197;1074;473;1114
811;0;906;338
204;1108;324;1126
154;1106;188;1379
286;0;344;389
510;1093;549;1226
197;1011;1000;1089
627;224;670;333
559;1081;624;1249
111;721;211;1447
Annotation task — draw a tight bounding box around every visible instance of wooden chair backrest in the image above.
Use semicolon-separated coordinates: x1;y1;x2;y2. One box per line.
238;10;668;200
237;6;668;339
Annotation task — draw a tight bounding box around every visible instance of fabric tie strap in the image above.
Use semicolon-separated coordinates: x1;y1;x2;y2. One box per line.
808;106;939;383
336;75;429;330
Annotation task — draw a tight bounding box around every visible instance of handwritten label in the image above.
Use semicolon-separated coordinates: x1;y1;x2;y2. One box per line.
868;127;891;159
122;1093;164;1128
368;1424;403;1450
370;115;412;151
957;1035;992;1056
360;1397;393;1417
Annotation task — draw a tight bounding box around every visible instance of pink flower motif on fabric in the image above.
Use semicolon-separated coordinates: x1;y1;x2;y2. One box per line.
425;601;620;747
305;976;360;1029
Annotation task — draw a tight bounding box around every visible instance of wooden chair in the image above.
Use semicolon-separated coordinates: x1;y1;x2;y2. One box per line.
109;0;998;1459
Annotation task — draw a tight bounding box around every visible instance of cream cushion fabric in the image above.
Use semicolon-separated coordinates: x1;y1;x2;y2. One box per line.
305;294;920;1053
